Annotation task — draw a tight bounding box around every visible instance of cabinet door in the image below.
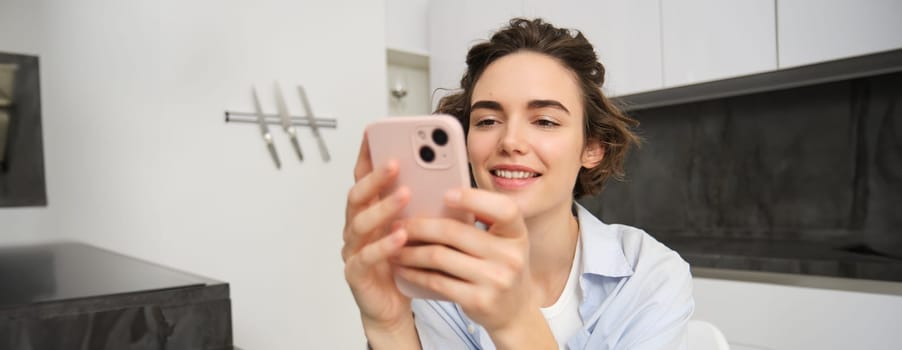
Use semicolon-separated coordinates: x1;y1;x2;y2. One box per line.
778;0;902;68
428;0;524;109
522;0;663;97
661;0;777;87
385;0;430;54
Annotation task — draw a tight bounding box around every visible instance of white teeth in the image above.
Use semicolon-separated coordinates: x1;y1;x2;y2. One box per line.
493;170;536;179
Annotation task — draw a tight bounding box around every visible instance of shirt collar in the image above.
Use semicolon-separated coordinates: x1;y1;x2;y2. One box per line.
575;203;634;278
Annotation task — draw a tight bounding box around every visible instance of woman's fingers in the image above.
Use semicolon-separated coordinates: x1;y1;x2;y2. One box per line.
395;265;475;303
398;187;525;254
346;228;408;275
346;159;399;217
403;218;496;259
445;188;527;239
393;243;497;285
343;136;403;261
343;187;410;260
347;131;398;223
350;186;410;238
353;133;372;182
399;218;526;289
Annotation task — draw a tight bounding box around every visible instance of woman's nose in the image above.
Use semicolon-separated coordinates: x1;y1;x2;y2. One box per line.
499;122;528;155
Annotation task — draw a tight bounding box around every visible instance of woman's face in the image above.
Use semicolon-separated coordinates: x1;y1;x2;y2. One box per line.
467;51;600;219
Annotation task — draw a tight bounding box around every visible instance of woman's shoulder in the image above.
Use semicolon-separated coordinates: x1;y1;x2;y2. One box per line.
575;204;691;281
615;223;688;273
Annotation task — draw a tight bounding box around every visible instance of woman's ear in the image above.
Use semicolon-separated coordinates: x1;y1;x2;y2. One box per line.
582;141;604;169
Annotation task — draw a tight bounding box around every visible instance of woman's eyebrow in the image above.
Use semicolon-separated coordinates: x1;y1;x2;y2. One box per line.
528;99;570;114
471;100;503;111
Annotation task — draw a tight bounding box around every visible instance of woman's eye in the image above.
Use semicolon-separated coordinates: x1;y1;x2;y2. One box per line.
536;118;560;127
474;118;498;127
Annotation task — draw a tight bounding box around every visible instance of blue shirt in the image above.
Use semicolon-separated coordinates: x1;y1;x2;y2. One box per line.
411;204;694;349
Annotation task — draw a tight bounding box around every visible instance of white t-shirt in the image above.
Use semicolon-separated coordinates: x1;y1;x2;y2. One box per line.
540;237;583;349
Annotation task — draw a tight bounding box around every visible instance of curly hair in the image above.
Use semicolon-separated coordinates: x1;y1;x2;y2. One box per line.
435;17;641;198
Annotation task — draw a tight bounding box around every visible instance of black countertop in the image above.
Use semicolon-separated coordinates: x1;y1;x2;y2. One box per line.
662;237;902;282
0;242;220;308
0;242;233;350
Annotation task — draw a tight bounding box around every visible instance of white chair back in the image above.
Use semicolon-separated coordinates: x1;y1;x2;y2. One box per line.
688;319;730;350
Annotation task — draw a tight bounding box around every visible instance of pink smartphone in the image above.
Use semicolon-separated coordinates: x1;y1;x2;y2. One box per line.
366;114;474;300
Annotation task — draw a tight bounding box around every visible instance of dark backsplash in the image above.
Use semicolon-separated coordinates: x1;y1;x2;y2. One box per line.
581;71;902;281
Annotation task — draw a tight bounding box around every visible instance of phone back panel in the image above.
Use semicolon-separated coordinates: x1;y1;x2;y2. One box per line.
366;115;473;224
367;115;473;300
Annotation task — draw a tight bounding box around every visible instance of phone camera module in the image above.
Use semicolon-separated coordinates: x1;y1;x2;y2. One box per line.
419;146;436;163
432;128;448;146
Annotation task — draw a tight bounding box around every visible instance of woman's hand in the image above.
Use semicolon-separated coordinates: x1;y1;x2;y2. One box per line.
392;188;555;347
341;136;418;346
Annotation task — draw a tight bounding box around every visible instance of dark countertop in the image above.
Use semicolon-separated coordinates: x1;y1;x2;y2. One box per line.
0;241;221;309
0;241;233;350
663;237;902;283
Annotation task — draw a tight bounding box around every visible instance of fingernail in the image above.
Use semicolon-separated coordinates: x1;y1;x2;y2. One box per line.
391;229;405;244
385;160;399;173
445;189;461;204
394;187;409;203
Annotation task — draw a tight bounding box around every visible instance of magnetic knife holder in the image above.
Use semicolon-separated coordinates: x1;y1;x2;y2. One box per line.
223;111;337;129
223;84;336;168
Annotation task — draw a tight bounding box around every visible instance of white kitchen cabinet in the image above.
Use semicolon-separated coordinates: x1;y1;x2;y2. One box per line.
430;0;661;98
777;0;902;69
661;0;777;87
522;0;663;96
432;0;902;100
428;0;523;108
386;0;430;55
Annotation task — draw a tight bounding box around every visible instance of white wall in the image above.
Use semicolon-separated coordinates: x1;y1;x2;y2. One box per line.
0;0;43;56
1;0;387;349
0;207;56;244
694;276;902;350
385;0;430;54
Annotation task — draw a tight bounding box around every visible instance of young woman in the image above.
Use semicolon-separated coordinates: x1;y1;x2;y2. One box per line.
342;18;694;349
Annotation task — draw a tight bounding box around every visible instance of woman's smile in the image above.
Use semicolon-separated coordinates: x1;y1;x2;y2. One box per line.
490;164;542;190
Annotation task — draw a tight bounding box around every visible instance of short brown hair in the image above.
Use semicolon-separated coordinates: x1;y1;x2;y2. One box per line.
435;17;641;198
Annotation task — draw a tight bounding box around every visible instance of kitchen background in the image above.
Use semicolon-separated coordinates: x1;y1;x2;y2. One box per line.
1;0;901;349
587;70;902;282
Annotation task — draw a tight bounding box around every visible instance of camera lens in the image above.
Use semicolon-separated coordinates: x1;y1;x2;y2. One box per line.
432;128;448;146
419;146;435;163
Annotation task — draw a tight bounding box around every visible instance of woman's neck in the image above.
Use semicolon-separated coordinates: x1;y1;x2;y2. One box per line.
524;200;580;307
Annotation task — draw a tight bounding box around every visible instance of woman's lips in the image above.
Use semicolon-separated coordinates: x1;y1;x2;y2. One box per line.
492;174;540;189
490;167;541;190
